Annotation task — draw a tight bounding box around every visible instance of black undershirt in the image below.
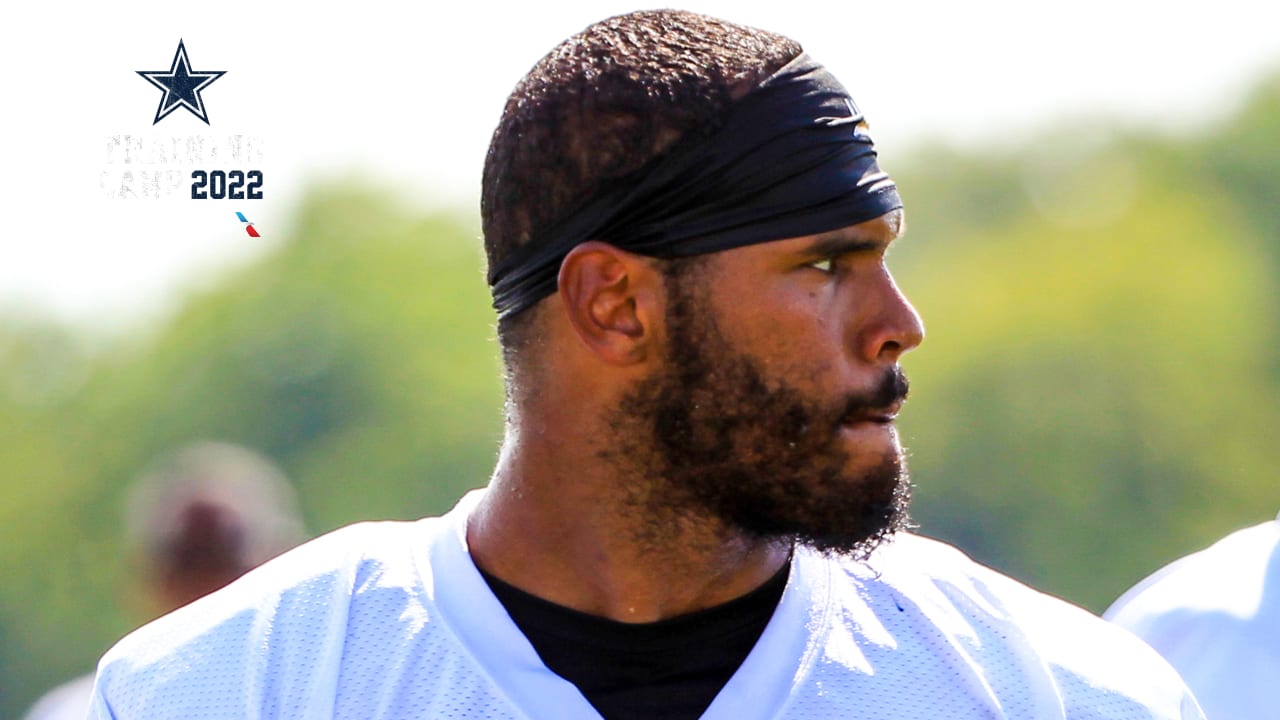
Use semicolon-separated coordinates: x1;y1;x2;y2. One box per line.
478;562;790;720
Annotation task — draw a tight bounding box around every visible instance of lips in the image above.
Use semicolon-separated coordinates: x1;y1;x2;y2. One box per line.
837;368;910;426
842;399;903;426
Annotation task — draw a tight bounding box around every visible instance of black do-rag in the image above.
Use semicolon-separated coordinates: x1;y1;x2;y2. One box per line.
487;52;902;319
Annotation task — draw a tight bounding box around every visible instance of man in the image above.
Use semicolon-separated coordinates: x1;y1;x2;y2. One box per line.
1105;514;1280;718
91;10;1202;719
25;442;304;720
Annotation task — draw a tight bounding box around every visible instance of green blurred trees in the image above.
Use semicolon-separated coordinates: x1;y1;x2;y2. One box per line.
3;70;1279;716
896;72;1280;608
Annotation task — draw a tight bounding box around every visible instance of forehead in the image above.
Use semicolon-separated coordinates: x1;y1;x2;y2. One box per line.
714;209;906;264
808;209;905;248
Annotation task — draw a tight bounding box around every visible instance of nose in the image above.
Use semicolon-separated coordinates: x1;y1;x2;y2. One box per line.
857;269;924;364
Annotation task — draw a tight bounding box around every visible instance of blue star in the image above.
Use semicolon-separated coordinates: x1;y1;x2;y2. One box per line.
137;40;225;125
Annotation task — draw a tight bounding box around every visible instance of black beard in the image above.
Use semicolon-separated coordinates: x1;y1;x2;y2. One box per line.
606;262;913;559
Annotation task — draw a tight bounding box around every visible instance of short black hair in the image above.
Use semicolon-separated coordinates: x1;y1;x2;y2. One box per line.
481;9;802;370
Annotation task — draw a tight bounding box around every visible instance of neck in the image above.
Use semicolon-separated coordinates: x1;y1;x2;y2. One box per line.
467;422;790;623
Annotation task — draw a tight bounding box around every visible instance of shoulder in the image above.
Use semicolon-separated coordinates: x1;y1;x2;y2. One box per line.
92;518;445;719
1103;519;1280;720
812;533;1202;719
1106;518;1280;630
101;518;436;661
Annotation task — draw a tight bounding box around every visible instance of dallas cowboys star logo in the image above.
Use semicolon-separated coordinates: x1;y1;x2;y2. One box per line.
137;40;225;125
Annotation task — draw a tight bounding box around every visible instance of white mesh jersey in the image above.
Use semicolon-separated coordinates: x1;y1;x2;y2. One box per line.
92;491;1202;720
1105;516;1280;719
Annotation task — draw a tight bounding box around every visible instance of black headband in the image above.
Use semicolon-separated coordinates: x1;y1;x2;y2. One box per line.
487;52;902;319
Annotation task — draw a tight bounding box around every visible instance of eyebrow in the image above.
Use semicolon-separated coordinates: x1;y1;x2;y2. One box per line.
803;235;887;258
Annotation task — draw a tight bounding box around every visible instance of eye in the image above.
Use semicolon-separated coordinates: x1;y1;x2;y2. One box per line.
807;257;837;274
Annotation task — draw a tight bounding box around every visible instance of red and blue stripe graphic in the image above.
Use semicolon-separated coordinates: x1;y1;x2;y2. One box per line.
236;211;260;237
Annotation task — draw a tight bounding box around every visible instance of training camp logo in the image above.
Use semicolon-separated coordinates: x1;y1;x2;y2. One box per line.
102;40;266;203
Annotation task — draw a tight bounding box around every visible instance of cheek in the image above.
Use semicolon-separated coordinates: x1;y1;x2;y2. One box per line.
733;300;846;384
778;286;846;348
704;265;850;375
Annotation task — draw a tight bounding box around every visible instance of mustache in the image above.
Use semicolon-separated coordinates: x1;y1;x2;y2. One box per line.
839;367;910;422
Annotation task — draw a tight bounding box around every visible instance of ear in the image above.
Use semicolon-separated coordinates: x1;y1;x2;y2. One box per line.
557;242;660;366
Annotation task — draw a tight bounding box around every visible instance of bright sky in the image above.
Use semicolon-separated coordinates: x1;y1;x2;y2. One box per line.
3;0;1277;328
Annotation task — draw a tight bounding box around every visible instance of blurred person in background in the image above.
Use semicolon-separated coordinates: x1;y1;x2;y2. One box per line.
1105;514;1280;719
88;10;1203;719
22;442;305;720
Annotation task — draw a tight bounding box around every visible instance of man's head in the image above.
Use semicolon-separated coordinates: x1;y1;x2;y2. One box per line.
126;442;305;613
482;10;923;557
